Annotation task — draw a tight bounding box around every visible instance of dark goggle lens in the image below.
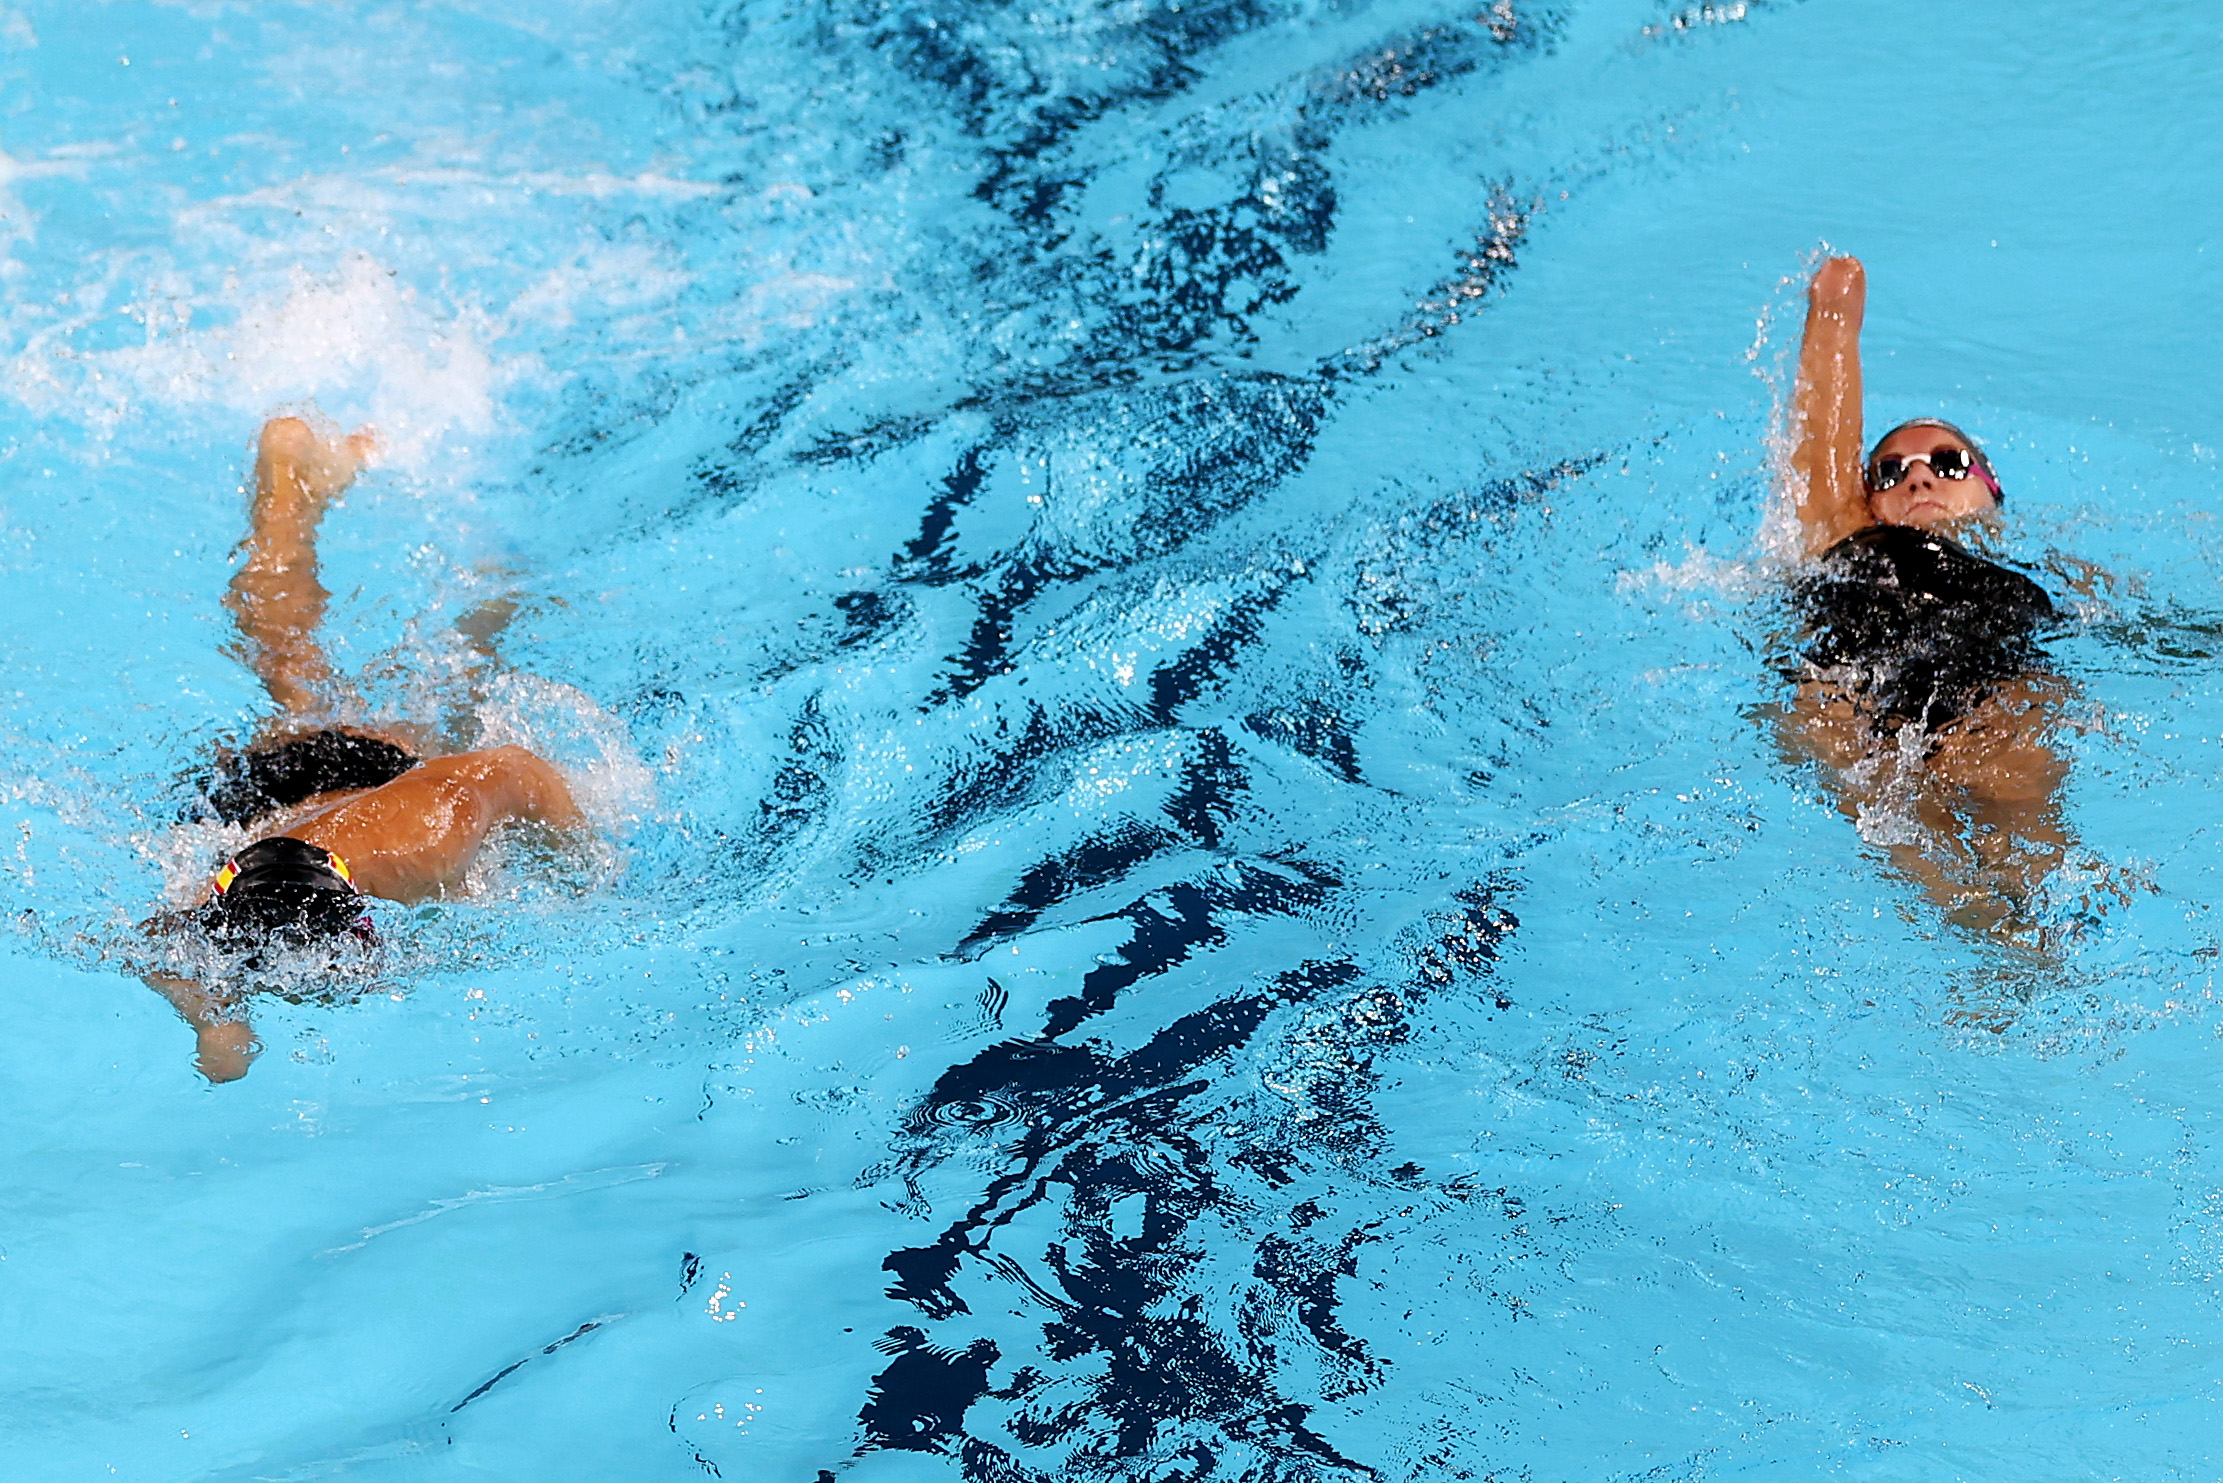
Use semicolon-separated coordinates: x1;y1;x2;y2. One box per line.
1868;446;1975;491
1928;447;1974;479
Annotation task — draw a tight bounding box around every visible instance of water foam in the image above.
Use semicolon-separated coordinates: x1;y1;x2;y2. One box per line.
474;669;654;830
3;251;512;470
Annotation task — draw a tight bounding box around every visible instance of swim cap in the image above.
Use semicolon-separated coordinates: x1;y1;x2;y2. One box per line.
1867;418;2004;506
203;836;369;947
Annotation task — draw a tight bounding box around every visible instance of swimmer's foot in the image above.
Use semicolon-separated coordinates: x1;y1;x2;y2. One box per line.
256;416;380;512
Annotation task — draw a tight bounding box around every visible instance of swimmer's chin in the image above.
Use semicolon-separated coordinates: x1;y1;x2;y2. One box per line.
1886;504;1998;537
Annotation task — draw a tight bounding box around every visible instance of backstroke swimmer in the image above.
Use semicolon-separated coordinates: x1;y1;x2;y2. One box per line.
140;417;582;1083
1774;254;2097;953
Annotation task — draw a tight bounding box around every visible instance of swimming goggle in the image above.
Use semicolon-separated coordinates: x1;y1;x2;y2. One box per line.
1865;446;1979;493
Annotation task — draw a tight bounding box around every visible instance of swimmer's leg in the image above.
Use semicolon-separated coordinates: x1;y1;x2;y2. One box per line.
1929;681;2076;943
1777;678;2077;956
223;416;378;718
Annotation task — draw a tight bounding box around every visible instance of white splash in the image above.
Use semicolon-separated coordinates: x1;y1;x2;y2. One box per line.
2;251;514;470
474;670;655;829
1846;724;1934;850
1616;544;1770;615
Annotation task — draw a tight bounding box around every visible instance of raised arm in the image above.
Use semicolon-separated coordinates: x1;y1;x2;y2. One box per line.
1789;255;1869;557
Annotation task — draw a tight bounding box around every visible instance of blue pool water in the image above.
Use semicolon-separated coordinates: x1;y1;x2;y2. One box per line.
7;0;2223;1477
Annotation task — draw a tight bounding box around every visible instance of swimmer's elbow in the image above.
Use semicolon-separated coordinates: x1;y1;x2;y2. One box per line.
487;746;583;827
533;773;585;829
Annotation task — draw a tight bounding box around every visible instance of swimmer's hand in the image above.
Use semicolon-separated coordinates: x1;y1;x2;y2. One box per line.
1808;254;1865;320
143;970;261;1084
192;1019;260;1084
256;416;381;511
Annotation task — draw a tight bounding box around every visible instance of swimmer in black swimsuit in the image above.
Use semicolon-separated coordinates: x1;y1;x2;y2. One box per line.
1796;507;2057;737
1772;255;2089;955
143;417;582;1082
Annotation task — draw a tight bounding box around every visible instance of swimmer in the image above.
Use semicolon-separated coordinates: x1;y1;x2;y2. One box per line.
142;417;582;1083
1774;255;2089;953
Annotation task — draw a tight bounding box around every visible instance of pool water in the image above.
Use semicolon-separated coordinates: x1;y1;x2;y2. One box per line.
5;0;2223;1477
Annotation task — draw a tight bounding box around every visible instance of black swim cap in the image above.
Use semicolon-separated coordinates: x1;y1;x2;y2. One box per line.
205;837;367;947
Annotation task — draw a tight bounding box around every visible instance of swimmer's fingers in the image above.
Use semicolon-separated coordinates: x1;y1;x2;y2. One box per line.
1808;255;1865;315
344;424;382;471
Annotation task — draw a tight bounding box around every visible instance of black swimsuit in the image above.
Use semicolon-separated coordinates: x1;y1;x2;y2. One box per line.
202;729;418;825
1794;524;2057;733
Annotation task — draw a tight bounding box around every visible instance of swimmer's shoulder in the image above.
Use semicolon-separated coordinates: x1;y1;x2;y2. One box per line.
1808;523;2054;618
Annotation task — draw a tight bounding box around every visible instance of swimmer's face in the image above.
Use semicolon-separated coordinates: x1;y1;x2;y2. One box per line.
1864;426;1998;530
